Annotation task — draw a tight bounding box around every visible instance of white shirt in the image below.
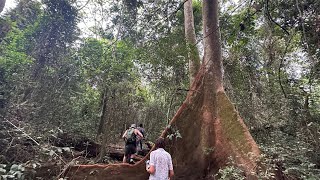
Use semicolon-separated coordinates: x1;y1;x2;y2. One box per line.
149;148;173;180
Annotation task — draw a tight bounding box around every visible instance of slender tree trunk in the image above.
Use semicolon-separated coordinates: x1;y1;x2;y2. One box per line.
97;88;108;139
303;94;311;122
184;0;200;85
0;0;5;13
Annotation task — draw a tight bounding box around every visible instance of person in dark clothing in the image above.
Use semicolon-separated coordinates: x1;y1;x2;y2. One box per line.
136;123;145;151
122;124;143;164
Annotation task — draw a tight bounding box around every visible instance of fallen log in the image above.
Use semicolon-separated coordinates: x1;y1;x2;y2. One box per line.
107;144;149;161
49;132;101;158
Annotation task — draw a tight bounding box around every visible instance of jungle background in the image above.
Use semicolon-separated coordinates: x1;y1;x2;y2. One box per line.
0;0;319;179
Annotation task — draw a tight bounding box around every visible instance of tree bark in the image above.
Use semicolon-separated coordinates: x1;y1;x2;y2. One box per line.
0;0;5;13
184;0;200;85
96;88;109;162
64;1;260;179
97;88;108;138
200;1;260;177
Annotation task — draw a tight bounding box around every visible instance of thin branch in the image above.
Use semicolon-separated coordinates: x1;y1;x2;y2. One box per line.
278;35;293;98
5;119;40;146
56;156;81;179
76;0;91;11
166;85;193;124
143;0;189;39
265;0;290;35
5;119;67;164
230;0;250;15
166;92;175;125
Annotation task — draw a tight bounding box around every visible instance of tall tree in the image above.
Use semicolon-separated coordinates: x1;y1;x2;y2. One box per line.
31;0;78;79
65;0;260;179
4;0;81;129
184;0;200;85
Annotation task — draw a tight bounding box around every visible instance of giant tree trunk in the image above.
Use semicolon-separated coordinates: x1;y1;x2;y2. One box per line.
0;0;5;13
184;0;200;85
64;1;260;179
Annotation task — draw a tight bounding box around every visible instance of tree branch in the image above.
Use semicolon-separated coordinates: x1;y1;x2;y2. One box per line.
278;35;293;98
265;0;290;35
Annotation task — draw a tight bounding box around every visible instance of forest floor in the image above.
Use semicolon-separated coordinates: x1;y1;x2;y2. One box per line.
0;122;149;179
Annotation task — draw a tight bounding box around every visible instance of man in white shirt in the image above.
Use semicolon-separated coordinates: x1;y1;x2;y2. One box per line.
146;137;174;180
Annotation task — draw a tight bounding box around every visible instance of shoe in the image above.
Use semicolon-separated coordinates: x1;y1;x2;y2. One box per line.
129;159;135;164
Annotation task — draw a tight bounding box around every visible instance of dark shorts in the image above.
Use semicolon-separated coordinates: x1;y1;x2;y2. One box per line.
125;143;136;156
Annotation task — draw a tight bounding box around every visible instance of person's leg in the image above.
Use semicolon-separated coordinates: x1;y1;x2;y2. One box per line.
140;140;143;150
129;144;136;164
129;153;135;164
123;145;129;163
130;154;135;159
136;140;141;152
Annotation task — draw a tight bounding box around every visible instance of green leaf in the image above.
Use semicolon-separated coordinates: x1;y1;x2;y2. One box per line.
0;168;6;175
10;164;19;171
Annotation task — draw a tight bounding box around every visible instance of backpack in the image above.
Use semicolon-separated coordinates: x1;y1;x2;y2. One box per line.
125;128;136;144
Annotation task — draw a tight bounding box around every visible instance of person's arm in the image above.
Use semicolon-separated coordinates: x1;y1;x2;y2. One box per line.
146;152;155;174
168;154;174;178
169;169;174;178
122;130;127;139
147;165;155;174
135;129;144;138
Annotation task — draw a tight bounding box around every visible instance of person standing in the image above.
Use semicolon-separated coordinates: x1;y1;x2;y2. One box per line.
122;124;143;164
136;123;145;151
146;137;174;180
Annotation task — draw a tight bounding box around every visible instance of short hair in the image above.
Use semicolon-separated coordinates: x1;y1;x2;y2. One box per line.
155;137;165;149
139;123;143;127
